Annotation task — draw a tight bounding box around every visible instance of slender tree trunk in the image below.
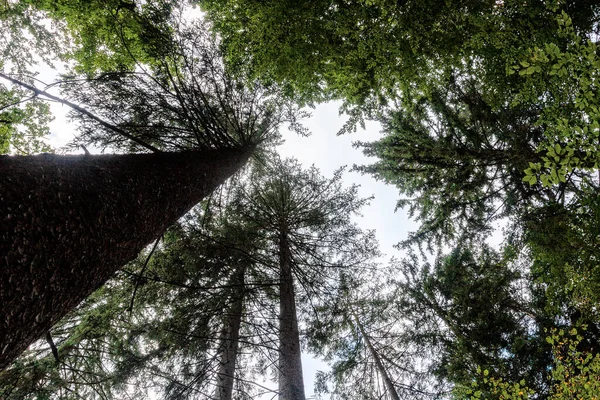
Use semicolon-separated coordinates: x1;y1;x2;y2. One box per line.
278;231;306;400
214;266;245;400
0;148;252;371
352;313;400;400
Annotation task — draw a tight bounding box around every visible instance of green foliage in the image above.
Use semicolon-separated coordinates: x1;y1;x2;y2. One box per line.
395;244;554;395
0;0;63;154
513;9;600;186
198;0;576;119
524;184;600;320
454;369;533;400
20;0;180;75
200;0;489;110
547;327;600;399
0;87;53;154
356;74;553;247
0;1;70;73
456;327;600;399
0;0;193;154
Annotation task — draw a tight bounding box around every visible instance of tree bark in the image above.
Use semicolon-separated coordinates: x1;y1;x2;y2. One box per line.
0;148;252;371
278;232;306;400
352;313;400;400
214;266;245;400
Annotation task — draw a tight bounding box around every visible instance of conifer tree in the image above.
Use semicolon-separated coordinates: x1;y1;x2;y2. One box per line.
233;158;378;399
306;268;442;400
0;17;300;370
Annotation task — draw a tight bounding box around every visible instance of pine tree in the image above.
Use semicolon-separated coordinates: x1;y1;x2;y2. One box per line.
393;245;555;397
0;18;300;370
306;268;441;400
0;148;252;371
233;158;378;399
355;74;579;248
0;196;263;398
214;264;246;400
0;158;378;398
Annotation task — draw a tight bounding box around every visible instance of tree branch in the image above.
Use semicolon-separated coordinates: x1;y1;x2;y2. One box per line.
45;331;60;364
0;72;162;153
127;236;162;315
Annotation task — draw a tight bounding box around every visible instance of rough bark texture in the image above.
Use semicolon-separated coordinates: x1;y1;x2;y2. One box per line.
0;148;251;371
353;314;400;400
214;267;245;400
278;232;306;400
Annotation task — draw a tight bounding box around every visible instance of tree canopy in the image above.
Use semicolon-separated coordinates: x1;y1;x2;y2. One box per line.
3;0;600;398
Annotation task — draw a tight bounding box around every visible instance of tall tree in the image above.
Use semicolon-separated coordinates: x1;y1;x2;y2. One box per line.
234;158;378;399
0;149;251;371
214;265;246;400
0;16;300;370
0;158;378;398
354;73;585;248
391;245;558;397
351;311;401;400
278;226;305;400
306;268;442;400
0;197;264;398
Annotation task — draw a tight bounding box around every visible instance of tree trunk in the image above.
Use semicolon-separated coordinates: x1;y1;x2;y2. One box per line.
352;313;400;400
278;232;306;400
214;266;245;400
0;148;252;371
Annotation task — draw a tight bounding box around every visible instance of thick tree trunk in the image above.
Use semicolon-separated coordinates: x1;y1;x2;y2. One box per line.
278;232;306;400
352;313;400;400
0;148;252;370
214;266;245;400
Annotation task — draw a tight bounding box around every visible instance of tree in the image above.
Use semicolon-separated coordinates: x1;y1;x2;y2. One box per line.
197;0;497;102
520;182;600;337
198;1;598;110
0;5;55;155
0;158;378;399
507;10;600;186
306;269;442;399
0;16;301;370
194;2;600;397
0;196;268;398
389;244;560;397
10;0;178;75
233;158;378;400
0;148;252;371
354;74;565;248
457;327;600;400
214;264;246;400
